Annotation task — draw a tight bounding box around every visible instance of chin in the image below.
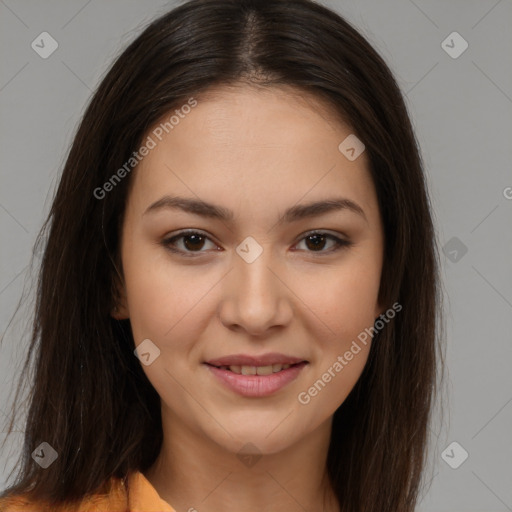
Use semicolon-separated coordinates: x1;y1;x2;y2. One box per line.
199;414;307;457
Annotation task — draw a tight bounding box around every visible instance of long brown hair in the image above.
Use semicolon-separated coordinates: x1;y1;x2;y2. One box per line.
0;0;445;510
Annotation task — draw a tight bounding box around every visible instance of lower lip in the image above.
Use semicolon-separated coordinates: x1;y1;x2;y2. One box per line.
204;362;308;397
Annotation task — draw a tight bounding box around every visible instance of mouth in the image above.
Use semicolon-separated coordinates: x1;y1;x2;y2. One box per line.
204;362;305;375
202;354;309;397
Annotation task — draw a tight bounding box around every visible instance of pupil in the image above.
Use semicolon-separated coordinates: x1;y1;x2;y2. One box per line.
306;234;325;251
184;234;204;251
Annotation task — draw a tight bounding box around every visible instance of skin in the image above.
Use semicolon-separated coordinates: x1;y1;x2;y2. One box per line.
113;84;384;512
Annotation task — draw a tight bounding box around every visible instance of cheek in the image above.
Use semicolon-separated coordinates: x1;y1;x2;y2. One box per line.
123;270;172;344
292;256;379;409
121;240;201;344
298;345;370;424
295;267;376;417
296;258;381;338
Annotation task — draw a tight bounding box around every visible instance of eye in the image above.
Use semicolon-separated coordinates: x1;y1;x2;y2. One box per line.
162;230;219;256
162;229;351;257
292;231;352;254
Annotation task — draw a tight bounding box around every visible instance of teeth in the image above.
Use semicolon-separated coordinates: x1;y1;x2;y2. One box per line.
224;364;293;374
256;365;273;376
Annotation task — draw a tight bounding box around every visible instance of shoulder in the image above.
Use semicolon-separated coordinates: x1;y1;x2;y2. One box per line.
0;478;128;511
0;494;52;511
0;495;127;512
0;471;174;512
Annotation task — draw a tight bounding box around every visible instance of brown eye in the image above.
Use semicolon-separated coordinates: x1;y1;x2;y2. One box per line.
162;230;351;257
162;230;218;255
294;231;352;254
182;233;206;251
305;233;328;251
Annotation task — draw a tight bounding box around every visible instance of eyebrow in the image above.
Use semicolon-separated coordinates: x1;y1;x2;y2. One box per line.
143;195;367;224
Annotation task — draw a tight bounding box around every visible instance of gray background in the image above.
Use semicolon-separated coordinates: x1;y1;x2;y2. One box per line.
1;1;511;510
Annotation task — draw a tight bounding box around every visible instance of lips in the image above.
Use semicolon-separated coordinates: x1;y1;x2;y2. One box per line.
203;353;309;397
205;361;308;397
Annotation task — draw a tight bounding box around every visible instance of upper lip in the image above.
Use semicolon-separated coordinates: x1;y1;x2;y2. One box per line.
205;353;308;367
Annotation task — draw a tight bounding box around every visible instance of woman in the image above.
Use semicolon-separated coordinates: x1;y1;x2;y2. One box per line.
0;0;444;510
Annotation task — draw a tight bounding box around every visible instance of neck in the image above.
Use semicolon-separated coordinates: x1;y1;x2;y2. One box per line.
144;409;339;512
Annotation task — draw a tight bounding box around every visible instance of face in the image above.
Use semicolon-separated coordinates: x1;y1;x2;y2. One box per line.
114;85;384;455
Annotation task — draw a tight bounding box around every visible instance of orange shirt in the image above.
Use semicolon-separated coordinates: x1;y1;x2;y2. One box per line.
0;471;176;512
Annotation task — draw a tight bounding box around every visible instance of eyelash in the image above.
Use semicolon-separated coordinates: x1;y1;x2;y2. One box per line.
161;229;352;257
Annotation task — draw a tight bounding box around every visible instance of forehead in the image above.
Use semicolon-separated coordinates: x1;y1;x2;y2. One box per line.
192;83;349;134
177;84;354;157
128;85;376;222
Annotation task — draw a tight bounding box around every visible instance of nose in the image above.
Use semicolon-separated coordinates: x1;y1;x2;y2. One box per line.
218;245;293;336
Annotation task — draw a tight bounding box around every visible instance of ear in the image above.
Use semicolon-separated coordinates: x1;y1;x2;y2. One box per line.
111;273;130;320
111;302;129;320
374;297;386;321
